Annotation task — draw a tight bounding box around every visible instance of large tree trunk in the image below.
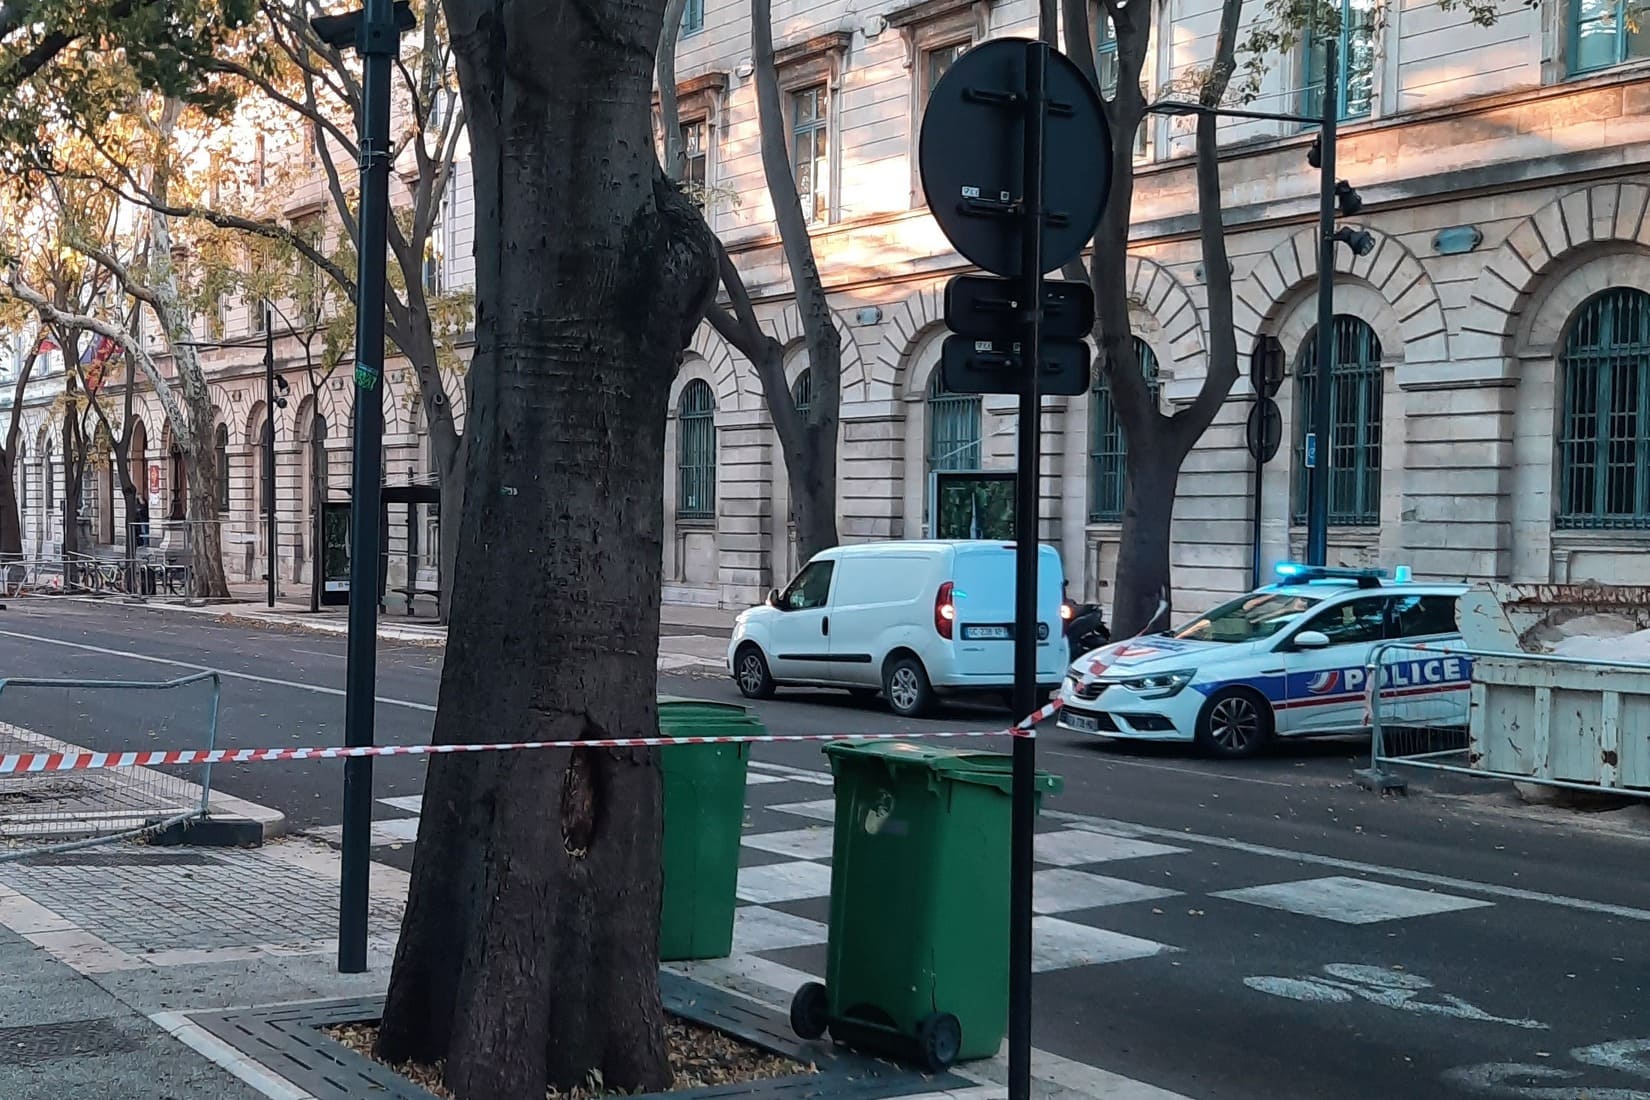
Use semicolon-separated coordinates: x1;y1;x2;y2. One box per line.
1;348;37;560
184;382;229;599
0;461;21;560
376;2;719;1097
1109;438;1183;635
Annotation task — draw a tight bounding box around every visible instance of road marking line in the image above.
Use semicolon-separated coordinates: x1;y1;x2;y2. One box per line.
1043;748;1298;789
747;760;1650;924
1049;810;1650;923
1213;875;1495;924
0;629;437;713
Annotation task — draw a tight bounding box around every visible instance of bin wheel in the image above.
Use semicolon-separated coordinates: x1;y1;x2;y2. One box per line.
789;982;830;1040
915;1012;962;1073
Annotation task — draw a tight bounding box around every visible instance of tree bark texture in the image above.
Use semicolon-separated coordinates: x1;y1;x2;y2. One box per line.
376;2;719;1097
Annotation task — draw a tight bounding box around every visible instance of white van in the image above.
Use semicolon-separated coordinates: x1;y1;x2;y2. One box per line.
726;540;1066;717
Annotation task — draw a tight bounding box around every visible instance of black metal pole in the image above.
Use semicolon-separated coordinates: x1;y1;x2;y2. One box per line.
1251;401;1263;589
1008;38;1048;1100
1306;36;1337;568
264;303;276;609
337;0;398;975
311;430;323;614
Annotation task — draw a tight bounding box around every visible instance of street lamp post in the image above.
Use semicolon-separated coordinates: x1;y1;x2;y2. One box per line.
310;0;414;976
263;301;278;609
1308;38;1339;569
1146;59;1368;568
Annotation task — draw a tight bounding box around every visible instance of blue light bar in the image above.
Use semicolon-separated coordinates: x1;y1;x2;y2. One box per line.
1273;562;1388;588
1393;565;1412;583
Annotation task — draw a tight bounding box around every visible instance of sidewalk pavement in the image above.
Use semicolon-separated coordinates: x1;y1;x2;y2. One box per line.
89;585;739;676
0;785;1180;1100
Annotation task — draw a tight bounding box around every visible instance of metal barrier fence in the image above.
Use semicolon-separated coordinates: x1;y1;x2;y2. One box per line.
0;674;220;860
1361;638;1650;799
0;555;194;600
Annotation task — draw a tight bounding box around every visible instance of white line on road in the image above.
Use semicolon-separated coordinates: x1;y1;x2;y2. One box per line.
0;629;437;713
1042;749;1298;788
746;757;1650;924
1049;810;1650;923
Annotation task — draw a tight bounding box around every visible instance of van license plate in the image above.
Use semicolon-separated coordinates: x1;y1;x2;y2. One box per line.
1064;712;1099;733
962;625;1011;640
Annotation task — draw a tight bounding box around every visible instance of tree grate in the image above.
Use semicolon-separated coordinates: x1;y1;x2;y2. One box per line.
188;975;965;1100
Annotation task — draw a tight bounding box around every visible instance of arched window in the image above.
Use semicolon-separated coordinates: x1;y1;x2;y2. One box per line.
1089;339;1160;523
169;442;187;521
1291;316;1382;526
1558;288;1650;529
791;368;813;420
926;373;981;472
677;379;717;520
215;424;230;511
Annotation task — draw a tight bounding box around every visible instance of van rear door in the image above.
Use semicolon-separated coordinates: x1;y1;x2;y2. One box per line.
949;544;1065;684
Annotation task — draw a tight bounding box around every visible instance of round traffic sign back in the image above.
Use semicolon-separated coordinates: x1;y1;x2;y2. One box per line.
918;38;1111;279
1247;397;1283;463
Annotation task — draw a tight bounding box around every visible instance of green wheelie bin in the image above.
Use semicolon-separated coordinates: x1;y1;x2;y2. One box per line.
657;696;759;962
790;740;1061;1072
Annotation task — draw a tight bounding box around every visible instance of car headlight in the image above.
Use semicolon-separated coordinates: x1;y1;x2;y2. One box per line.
1108;669;1195;699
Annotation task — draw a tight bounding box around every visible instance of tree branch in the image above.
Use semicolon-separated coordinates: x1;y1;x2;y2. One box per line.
1171;0;1243;448
657;0;690;178
4;274;187;438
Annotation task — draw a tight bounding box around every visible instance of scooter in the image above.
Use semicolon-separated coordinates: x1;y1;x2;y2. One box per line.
1061;593;1111;661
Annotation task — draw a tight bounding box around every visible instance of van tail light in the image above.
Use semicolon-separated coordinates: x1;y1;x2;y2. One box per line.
935;581;956;639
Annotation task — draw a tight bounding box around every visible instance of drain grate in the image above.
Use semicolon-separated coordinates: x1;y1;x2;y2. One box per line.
16;850;220;867
0;1019;138;1065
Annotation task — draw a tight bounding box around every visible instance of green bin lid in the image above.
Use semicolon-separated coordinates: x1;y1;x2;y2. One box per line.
656;695;767;737
824;739;1061;795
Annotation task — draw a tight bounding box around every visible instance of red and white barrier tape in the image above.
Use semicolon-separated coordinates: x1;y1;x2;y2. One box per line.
0;699;1064;776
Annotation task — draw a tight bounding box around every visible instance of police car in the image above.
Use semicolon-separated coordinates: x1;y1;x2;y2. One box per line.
1057;564;1471;758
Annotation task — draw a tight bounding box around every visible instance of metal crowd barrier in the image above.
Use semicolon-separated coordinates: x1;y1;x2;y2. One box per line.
0;673;221;860
1359;637;1650;800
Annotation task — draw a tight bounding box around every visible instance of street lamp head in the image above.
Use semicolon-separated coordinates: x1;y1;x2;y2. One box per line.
1335;226;1377;257
1335;180;1363;216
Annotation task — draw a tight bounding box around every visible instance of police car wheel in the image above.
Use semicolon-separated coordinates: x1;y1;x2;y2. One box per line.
1196;688;1273;759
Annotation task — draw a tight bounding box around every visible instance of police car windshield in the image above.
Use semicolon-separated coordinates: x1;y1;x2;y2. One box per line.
1175;592;1323;644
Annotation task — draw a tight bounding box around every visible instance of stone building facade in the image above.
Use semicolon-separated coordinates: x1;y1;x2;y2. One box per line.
7;0;1650;616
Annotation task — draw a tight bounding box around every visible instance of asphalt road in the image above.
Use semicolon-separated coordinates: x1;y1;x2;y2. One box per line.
2;599;1648;1099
